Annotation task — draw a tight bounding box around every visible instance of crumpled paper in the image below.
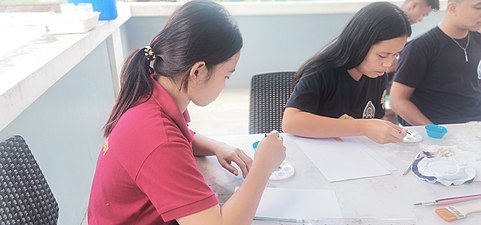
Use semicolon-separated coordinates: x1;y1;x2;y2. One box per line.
423;144;481;181
413;157;476;186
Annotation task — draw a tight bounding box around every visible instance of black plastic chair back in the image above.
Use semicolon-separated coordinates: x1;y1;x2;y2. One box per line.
249;72;295;134
0;135;59;225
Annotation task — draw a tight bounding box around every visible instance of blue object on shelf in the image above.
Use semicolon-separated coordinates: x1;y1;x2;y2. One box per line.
68;0;118;20
425;124;448;139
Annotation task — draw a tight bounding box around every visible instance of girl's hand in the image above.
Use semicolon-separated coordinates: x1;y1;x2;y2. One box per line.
254;130;286;171
361;119;406;144
215;144;252;178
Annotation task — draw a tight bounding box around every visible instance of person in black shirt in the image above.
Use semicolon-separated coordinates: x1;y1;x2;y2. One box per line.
386;0;440;94
401;0;440;24
283;2;411;144
390;0;481;125
384;0;440;123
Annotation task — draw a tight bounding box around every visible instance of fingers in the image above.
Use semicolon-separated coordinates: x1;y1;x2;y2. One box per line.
367;120;406;144
222;150;253;178
239;150;253;170
377;131;406;144
256;130;287;170
265;130;285;142
390;126;407;142
385;120;407;135
220;161;239;176
235;150;253;178
380;129;404;143
379;120;406;143
265;130;280;139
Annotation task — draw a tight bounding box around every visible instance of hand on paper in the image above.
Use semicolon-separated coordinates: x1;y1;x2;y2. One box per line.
254;130;286;171
360;119;407;144
215;144;253;178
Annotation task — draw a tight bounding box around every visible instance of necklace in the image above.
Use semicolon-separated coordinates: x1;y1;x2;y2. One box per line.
450;32;470;62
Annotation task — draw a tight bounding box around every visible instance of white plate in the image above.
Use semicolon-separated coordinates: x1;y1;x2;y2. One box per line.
403;130;423;143
269;160;295;181
412;157;476;186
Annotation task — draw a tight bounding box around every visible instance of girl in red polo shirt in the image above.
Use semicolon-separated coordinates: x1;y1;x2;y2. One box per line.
88;1;285;225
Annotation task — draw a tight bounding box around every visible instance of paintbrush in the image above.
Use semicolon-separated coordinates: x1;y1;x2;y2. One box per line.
402;149;424;175
435;200;481;222
414;193;481;206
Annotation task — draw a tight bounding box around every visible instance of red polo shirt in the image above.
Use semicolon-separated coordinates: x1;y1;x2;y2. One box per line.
88;79;218;225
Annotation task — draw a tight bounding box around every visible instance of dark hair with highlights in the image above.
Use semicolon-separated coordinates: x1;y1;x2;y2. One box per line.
104;1;243;137
294;1;411;83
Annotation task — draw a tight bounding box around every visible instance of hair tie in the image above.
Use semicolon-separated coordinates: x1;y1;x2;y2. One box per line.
144;46;156;61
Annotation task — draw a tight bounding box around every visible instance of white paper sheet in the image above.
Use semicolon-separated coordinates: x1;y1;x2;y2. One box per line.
255;188;342;220
343;137;396;171
290;136;391;182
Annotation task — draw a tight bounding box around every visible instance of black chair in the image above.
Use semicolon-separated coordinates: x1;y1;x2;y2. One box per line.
249;72;295;134
0;135;59;225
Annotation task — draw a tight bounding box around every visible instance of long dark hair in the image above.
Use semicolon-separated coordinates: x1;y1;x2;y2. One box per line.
104;1;243;137
294;1;411;82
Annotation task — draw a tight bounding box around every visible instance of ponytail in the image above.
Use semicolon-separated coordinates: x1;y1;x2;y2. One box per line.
103;47;156;137
103;1;243;137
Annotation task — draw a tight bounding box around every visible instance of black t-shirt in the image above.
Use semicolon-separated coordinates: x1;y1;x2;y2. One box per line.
286;67;387;119
394;27;481;124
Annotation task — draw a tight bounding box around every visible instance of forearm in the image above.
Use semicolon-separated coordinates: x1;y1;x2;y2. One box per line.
219;161;272;225
282;110;365;138
192;133;224;156
391;99;432;125
178;132;284;225
179;162;271;225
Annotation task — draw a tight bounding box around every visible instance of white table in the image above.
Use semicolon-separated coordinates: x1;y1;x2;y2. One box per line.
196;123;481;225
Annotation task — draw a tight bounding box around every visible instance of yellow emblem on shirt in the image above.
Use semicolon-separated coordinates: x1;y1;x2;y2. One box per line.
102;137;109;156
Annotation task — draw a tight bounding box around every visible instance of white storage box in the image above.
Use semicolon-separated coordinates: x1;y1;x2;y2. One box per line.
46;12;100;34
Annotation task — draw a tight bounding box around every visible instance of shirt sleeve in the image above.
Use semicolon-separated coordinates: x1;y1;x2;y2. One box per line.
135;141;218;222
393;41;429;88
183;110;197;138
286;73;324;114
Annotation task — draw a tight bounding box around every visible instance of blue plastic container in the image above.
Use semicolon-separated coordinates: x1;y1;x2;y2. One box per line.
252;141;260;150
425;124;448;139
68;0;118;20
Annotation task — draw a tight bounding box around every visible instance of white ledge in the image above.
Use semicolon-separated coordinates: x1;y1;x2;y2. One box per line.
130;0;447;17
0;3;131;131
132;0;382;16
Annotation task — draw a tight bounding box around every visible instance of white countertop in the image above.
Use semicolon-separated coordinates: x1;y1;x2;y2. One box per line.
200;123;481;225
0;3;131;131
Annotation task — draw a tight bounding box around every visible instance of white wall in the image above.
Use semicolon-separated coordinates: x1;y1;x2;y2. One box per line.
0;41;116;225
123;11;445;88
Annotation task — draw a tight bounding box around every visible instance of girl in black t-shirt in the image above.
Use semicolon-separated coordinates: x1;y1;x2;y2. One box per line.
283;2;410;144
